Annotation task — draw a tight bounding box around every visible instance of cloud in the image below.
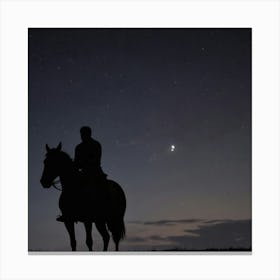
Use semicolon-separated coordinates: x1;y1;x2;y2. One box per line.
124;219;251;251
166;219;251;250
203;219;231;224
125;236;147;243
149;235;167;241
128;218;204;226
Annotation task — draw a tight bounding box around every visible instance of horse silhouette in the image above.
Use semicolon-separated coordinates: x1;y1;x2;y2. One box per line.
40;143;126;251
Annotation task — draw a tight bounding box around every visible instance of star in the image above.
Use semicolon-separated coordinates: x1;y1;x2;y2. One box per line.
171;145;175;152
67;57;75;64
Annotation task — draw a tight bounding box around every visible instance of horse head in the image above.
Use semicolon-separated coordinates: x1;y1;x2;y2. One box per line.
40;142;63;188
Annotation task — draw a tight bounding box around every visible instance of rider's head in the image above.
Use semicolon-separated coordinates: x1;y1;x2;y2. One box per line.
80;126;92;142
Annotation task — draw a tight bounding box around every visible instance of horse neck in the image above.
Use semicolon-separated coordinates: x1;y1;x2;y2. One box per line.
59;160;76;190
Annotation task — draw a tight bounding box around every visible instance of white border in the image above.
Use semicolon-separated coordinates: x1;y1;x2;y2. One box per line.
1;0;279;279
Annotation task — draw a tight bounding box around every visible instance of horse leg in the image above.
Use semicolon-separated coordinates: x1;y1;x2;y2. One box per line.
112;230;119;251
83;222;93;251
64;221;76;251
95;222;110;251
115;240;119;252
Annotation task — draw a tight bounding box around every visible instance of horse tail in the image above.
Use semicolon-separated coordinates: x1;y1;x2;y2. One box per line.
119;218;126;240
107;217;126;241
106;179;126;247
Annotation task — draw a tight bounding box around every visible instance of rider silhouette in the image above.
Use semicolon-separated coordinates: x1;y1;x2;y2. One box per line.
75;126;102;178
56;126;107;222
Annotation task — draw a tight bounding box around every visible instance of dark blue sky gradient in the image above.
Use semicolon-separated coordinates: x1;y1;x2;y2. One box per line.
28;28;251;251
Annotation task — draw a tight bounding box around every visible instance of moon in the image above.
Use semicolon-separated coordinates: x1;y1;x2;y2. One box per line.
170;145;175;152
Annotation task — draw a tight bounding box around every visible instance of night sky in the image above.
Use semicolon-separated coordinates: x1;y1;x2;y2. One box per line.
28;28;251;251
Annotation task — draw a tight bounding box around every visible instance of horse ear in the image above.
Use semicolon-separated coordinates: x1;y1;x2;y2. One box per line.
46;144;50;152
57;142;62;151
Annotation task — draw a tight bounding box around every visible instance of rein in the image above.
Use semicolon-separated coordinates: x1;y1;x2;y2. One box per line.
52;179;62;191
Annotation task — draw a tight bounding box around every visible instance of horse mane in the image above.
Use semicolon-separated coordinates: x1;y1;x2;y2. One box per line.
46;149;73;164
59;150;73;163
